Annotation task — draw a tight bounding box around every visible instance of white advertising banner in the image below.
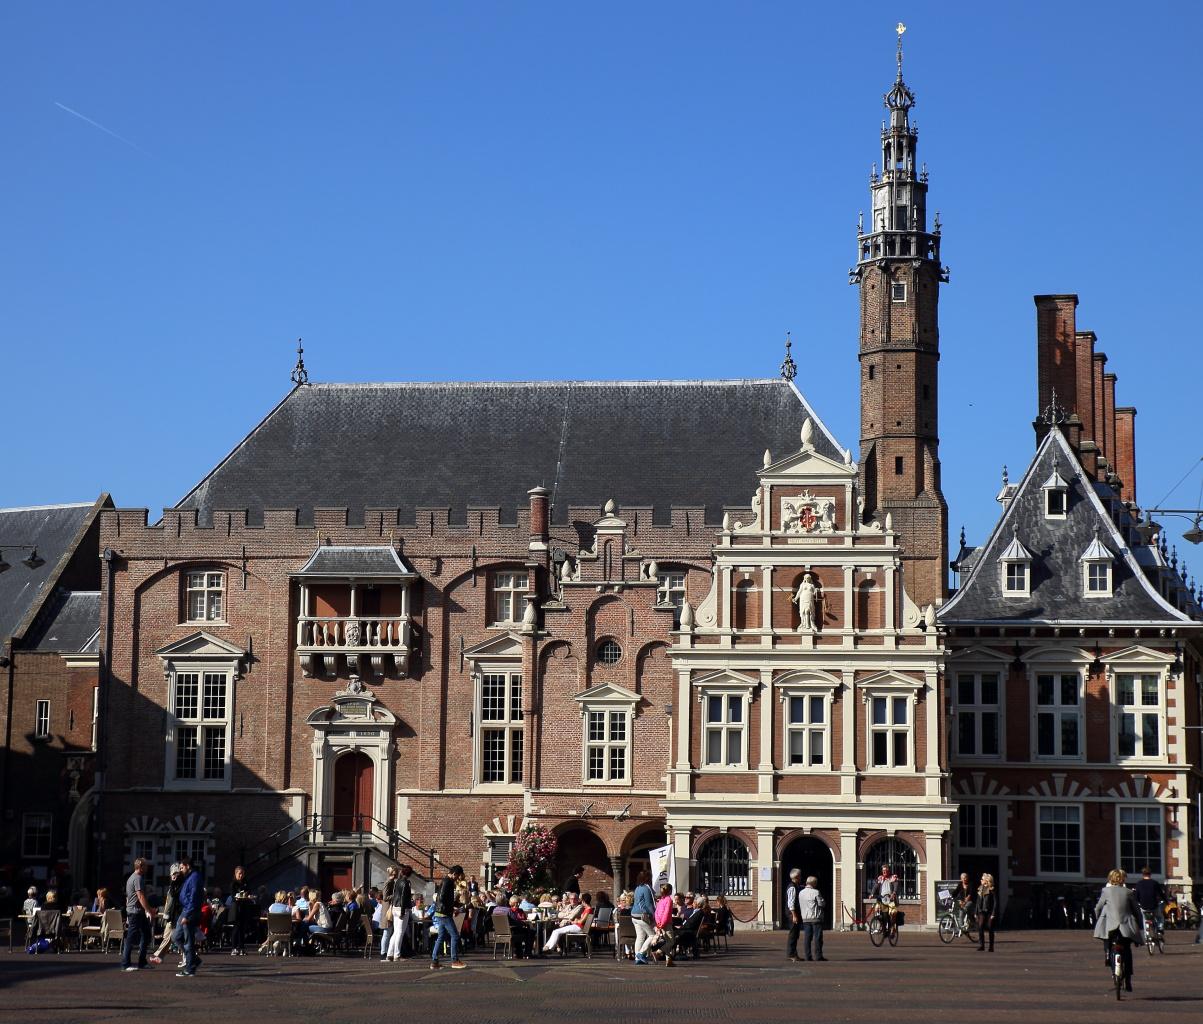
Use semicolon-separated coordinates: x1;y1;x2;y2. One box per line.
649;843;677;892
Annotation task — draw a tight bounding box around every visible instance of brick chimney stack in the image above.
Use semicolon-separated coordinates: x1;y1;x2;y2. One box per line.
1072;331;1099;476
527;486;550;551
1091;350;1108;477
1103;373;1118;483
1033;295;1083;449
1115;408;1137;502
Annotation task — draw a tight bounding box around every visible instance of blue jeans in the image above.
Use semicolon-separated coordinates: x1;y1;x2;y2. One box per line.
431;913;458;963
803;921;824;960
121;910;151;968
173;915;199;973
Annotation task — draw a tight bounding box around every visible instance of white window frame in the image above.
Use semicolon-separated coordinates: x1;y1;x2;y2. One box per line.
173;835;212;879
777;684;834;773
485;836;514;886
1083;559;1112;598
1037;803;1084;879
22;811;53;858
34;699;50;739
1001;559;1030;597
700;689;751;771
865;690;915;771
1112;669;1166;762
953;671;1002;760
474;666;524;788
490;570;528;625
656;571;687;627
581;705;633;786
1117;805;1164;877
184;570;226;624
1044;486;1068;520
165;663;235;791
1032;669;1084;762
890;281;907;303
957;802;1001;852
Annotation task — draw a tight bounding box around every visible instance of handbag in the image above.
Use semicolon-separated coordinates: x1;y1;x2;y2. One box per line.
384;906;393;925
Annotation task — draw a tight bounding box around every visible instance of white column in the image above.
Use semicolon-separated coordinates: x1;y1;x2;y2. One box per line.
720;566;733;646
840;832;859;927
349;584;358;618
758;670;774;794
843;564;855;648
924;668;940;788
840;671;856;796
761;565;773;632
756;828;776;927
884;564;896;631
924;832;943;926
672;826;692;898
672;670;692;798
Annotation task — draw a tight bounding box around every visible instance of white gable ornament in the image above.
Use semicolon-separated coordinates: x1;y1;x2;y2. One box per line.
781;491;836;535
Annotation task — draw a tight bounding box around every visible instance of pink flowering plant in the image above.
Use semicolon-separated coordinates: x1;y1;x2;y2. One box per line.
502;824;558;893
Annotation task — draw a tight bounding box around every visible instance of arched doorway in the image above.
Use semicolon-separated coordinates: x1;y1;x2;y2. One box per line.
625;828;667;890
554;826;611;895
780;835;834;929
332;751;373;833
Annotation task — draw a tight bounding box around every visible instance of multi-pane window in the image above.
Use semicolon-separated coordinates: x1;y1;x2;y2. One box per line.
1036;672;1081;758
656;572;687;627
785;694;826;768
696;836;751;897
869;694;910;768
1116;673;1162;759
486;838;514;886
131;837;157;884
1119;806;1163;876
703;694;745;767
491;571;528;624
956;673;1000;757
34;699;50;739
185;571;225;622
1038;805;1082;875
172;671;231;782
1086;562;1111;594
1004;562;1028;594
863;838;920;899
22;812;52;858
958;804;1000;850
173;836;209;875
479;672;523;784
596;639;622;666
584;709;629;782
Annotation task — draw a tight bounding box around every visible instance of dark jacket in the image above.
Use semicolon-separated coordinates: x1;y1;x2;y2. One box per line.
976;891;997;920
434;876;457;917
391;875;413;911
1133;878;1164;912
179;871;203;920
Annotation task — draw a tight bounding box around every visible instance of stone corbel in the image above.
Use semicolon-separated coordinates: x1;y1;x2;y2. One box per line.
300;653;315;679
346;651;361;675
321;654;336;677
370;654;385;677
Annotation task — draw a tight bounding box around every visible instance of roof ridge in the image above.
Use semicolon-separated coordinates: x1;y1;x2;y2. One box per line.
0;502;94;513
302;378;786;389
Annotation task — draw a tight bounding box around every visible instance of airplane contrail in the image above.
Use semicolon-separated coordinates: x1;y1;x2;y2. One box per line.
54;101;152;157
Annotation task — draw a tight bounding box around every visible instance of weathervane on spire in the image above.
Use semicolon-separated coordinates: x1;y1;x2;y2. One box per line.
884;23;916;112
896;22;906;78
1041;387;1066;426
291;338;309;386
780;332;797;382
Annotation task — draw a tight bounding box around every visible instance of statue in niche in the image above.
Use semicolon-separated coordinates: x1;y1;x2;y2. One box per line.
792;572;821;632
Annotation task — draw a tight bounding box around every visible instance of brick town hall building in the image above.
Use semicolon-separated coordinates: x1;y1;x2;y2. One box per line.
6;39;1200;927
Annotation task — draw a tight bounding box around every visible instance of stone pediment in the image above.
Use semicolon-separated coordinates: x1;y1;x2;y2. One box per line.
463;632;525;661
854;669;924;690
760;445;855;481
1103;645;1175;666
155;632;247;662
691;669;759;690
573;682;641;705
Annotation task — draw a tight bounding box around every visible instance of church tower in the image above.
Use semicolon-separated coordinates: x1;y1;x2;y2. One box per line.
852;25;949;607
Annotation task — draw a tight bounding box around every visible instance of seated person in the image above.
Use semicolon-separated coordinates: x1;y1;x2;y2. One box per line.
267;890;290;915
23;887;39;917
951;873;975;925
306;893;334;938
497;896;534;958
89;888;108;914
871;865;900;921
674;896;703;958
543;893;591;953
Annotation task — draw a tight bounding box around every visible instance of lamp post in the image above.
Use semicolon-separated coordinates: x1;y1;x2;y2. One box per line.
0;543;46;572
1134;509;1203;546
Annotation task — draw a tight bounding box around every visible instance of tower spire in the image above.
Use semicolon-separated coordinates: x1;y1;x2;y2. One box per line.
291;338;309;386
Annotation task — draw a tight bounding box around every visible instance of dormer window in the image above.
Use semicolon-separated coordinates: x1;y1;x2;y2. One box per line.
1042;467;1069;520
1080;530;1114;598
999;528;1033;598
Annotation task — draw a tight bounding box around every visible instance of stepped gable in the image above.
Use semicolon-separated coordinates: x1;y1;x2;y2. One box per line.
174;378;843;527
0;502;95;643
940;429;1191;625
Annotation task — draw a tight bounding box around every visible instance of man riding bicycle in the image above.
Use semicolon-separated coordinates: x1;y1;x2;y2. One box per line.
951;872;976;930
1133;865;1164;936
871;864;901;929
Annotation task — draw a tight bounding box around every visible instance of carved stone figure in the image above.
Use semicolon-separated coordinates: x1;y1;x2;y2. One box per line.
346;674;365;694
344;619;361;647
792;573;819;632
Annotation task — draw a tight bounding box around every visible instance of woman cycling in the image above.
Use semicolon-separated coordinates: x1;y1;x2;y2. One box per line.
1093;868;1143;993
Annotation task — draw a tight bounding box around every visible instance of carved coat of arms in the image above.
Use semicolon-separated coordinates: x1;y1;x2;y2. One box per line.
781;491;837;534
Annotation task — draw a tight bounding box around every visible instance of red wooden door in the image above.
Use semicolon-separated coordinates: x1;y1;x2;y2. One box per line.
332;751;373;833
321;861;355;899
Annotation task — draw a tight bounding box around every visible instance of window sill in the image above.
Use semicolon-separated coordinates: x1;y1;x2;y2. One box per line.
163;780;232;792
697;765;752;773
583;778;633;787
862;766;915;774
471;782;524;794
181;620;228;628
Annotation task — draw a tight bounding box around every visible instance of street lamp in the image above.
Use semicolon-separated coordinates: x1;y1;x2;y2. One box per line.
0;543;45;573
1136;509;1203;546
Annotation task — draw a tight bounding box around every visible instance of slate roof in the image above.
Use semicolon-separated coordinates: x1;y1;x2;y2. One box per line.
940;429;1194;625
174;379;845;526
0;503;95;644
296;546;416;578
29;590;101;653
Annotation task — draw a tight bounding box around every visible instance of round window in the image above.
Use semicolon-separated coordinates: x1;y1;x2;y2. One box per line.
596;639;622;666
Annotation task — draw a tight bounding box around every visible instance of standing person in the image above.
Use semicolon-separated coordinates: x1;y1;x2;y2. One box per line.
799;876;826;961
631;870;657;965
148;864;182;965
564;867;583;896
1094;868;1142;992
785;868;803;962
429;865;466;970
120;857;155;972
975;874;998;952
173;856;203;978
228;865;252;955
379;866;397;962
653;883;676;966
387;865;414;962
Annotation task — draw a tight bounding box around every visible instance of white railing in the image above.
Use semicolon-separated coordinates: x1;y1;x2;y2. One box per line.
296;615;410;650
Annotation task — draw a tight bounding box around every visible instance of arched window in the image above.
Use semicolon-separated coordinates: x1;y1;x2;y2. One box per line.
863;838;919;900
697;835;750;897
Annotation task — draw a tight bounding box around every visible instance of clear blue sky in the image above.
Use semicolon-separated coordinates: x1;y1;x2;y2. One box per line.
2;2;1201;561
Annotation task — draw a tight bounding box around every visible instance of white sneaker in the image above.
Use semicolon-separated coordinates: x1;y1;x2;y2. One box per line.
124;966;139;972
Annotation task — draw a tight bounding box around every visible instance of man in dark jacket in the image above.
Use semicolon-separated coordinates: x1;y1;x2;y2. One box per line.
173;857;203;977
429;865;466;970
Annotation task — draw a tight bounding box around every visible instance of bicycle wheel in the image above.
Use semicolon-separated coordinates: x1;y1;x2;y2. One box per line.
1155;932;1165;954
887;919;899;946
868;916;885;947
964;918;978;943
937;916;956;944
